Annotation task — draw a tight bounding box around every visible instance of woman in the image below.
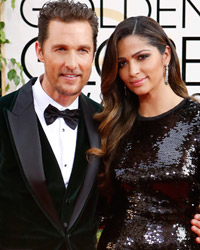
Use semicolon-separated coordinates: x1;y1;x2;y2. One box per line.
93;16;200;249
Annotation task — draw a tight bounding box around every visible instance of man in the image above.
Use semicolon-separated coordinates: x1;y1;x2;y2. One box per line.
0;0;102;249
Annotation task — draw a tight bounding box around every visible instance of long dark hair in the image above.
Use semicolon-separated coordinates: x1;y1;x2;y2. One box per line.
89;16;188;188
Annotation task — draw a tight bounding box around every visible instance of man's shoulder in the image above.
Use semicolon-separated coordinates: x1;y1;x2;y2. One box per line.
0;77;36;110
0;89;19;110
80;93;103;113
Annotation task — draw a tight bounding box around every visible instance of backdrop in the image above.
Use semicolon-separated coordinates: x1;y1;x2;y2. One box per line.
3;0;200;103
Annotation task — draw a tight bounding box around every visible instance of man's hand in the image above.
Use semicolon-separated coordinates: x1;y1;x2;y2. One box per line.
191;214;200;243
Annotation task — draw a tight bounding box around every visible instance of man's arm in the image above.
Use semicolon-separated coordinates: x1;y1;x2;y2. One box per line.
191;214;200;243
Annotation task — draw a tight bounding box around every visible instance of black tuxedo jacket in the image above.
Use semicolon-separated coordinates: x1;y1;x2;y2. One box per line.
0;78;102;250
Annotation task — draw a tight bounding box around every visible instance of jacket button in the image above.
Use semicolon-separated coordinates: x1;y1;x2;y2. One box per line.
63;222;68;228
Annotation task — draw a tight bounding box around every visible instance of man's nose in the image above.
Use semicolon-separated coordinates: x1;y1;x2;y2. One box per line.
64;52;78;70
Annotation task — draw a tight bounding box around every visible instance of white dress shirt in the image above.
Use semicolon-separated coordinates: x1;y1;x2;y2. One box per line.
32;77;78;188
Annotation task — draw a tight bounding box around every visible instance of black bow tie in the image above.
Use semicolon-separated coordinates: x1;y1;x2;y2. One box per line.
44;104;80;130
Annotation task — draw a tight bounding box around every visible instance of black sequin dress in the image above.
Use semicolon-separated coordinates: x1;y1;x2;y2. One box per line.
98;98;200;250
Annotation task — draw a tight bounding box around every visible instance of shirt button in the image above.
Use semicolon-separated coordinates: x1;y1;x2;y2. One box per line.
64;164;67;167
62;128;65;132
63;222;68;228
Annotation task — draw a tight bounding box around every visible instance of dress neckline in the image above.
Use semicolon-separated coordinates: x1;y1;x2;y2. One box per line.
137;98;188;121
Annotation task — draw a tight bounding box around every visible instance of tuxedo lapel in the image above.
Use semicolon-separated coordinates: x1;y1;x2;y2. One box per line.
67;93;101;230
80;94;101;149
5;79;63;231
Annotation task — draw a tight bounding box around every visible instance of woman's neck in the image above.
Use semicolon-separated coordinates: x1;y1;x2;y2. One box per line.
138;87;184;117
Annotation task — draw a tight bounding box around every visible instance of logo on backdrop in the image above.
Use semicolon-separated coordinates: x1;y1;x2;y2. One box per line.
19;0;200;99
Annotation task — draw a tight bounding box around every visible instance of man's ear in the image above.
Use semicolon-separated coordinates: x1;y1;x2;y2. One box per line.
35;41;44;63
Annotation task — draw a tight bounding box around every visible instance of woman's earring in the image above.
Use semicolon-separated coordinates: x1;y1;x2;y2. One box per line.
124;85;127;96
165;63;169;85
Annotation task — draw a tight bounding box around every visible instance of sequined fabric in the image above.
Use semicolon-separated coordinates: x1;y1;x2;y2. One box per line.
98;98;200;250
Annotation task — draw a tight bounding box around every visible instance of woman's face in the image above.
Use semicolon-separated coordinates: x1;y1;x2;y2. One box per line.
117;35;170;98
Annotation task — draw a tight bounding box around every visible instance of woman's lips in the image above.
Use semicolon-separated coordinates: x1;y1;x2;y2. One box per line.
130;77;147;87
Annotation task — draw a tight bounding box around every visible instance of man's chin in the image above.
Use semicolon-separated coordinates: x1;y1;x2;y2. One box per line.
58;89;81;97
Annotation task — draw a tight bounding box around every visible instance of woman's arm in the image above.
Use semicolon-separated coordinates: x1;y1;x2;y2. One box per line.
191;214;200;243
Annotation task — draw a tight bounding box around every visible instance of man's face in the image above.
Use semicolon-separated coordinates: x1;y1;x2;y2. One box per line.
35;20;94;105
